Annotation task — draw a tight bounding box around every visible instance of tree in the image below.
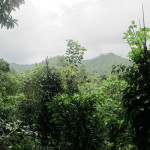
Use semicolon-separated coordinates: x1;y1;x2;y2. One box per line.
65;39;86;66
0;0;24;29
0;58;10;72
64;39;87;95
115;20;150;150
20;59;63;148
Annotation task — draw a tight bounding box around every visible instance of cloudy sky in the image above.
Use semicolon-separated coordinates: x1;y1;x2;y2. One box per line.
0;0;149;64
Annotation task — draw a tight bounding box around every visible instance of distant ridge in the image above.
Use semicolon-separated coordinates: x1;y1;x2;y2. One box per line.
82;53;129;74
10;53;129;74
10;63;35;72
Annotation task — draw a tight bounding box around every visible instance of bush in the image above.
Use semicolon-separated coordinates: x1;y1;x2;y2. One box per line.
47;93;104;150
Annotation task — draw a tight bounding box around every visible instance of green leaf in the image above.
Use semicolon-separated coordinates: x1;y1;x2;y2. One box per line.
131;20;135;25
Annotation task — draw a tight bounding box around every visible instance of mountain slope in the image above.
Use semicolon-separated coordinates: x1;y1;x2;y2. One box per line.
10;53;129;74
83;53;130;74
10;63;35;72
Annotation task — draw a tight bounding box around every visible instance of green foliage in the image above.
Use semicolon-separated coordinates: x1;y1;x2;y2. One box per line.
19;60;63;148
0;58;10;72
0;119;35;150
80;76;133;149
64;66;79;95
10;53;129;75
77;64;88;83
0;70;31;149
62;64;87;95
0;60;135;149
0;71;19;97
47;93;104;150
0;38;136;149
114;21;150;150
123;20;150;62
63;40;87;95
99;77;133;150
0;0;25;29
83;53;130;74
100;77;127;101
65;39;87;66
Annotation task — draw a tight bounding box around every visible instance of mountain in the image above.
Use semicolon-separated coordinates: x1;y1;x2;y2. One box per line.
10;53;130;74
82;53;130;74
10;63;35;72
9;56;60;72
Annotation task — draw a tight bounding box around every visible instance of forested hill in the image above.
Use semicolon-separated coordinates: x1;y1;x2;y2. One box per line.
10;53;129;74
82;53;130;74
10;63;35;72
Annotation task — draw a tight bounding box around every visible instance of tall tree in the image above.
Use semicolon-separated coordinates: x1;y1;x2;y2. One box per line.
65;39;87;95
20;59;63;148
65;39;86;66
115;20;150;150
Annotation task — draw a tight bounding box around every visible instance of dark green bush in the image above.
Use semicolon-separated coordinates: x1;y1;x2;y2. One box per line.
47;93;104;150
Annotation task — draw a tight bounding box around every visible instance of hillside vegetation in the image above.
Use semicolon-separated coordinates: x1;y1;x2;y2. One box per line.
10;53;129;74
83;53;130;74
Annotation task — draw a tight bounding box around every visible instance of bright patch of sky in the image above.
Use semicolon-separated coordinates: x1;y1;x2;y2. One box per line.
0;0;149;64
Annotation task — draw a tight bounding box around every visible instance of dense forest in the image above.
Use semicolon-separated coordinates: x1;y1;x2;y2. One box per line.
1;31;150;149
1;1;150;150
1;40;131;150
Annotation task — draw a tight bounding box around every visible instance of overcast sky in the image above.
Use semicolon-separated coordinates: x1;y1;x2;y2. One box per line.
0;0;149;64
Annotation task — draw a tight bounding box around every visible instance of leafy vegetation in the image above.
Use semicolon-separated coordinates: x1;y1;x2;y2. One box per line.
1;16;150;150
0;0;25;29
0;41;132;150
83;53;130;74
0;59;10;72
113;20;150;150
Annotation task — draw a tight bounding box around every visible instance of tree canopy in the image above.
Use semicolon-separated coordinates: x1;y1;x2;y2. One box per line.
0;0;24;29
0;58;10;72
112;20;150;150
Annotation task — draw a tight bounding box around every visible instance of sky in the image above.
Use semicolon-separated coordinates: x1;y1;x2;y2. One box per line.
0;0;149;64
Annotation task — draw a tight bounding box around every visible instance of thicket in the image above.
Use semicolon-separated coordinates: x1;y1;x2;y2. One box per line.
113;20;150;150
1;1;149;149
1;21;150;150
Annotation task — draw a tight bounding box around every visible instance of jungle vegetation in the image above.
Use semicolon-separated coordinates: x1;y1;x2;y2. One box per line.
0;1;150;149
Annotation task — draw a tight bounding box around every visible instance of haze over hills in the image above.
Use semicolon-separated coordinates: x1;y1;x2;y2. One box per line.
10;63;35;72
10;53;130;74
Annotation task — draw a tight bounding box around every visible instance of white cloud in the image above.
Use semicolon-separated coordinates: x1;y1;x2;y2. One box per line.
0;0;149;64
